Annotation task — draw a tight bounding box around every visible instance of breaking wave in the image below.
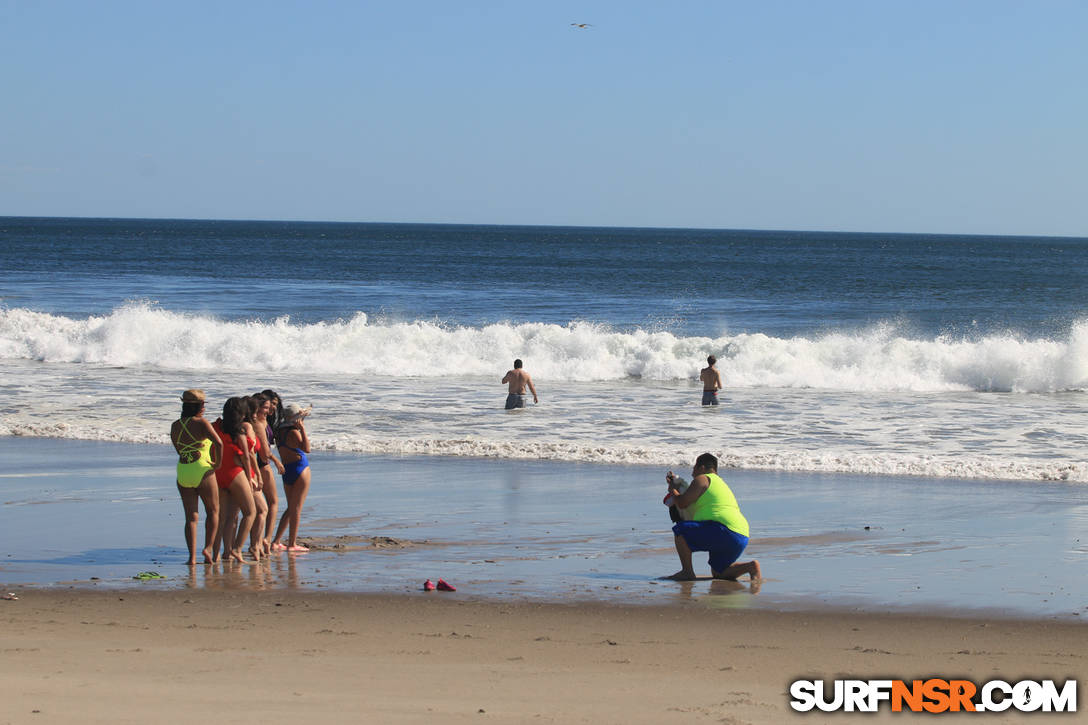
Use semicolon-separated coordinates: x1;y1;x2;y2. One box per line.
2;303;1086;393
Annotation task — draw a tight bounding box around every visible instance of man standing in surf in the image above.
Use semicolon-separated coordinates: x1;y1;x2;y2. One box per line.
700;355;722;405
665;453;760;582
502;359;539;409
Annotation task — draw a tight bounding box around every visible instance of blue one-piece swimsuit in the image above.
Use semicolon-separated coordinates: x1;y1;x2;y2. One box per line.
280;445;309;486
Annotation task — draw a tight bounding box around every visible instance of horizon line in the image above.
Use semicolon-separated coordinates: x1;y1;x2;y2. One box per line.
1;214;1085;242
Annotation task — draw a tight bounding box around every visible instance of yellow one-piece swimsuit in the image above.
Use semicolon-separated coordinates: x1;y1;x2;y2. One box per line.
176;418;214;488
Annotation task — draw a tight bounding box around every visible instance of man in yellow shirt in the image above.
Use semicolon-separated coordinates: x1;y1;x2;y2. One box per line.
665;453;761;581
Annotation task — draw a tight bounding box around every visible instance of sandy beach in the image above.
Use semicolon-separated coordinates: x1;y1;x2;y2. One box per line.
1;588;1084;724
2;439;1086;722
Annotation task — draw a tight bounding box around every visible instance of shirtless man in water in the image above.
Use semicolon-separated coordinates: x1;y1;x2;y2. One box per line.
502;359;539;409
700;355;722;406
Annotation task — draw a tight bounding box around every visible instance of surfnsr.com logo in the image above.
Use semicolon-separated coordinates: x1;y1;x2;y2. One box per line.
789;679;1077;713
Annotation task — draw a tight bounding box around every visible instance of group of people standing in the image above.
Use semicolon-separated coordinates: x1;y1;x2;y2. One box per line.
170;388;312;565
169;354;755;584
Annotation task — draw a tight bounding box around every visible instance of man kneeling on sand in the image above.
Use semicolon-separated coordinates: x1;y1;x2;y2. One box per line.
664;453;761;581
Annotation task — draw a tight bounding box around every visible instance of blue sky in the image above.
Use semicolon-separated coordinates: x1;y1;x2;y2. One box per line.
2;1;1085;235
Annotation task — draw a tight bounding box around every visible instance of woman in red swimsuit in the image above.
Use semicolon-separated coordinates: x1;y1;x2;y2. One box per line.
241;396;269;560
211;397;258;564
253;392;285;556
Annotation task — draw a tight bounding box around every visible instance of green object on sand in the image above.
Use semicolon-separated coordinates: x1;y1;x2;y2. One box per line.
133;571;166;580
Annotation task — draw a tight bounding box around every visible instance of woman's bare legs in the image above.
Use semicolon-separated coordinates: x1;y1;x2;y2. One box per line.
274;467;310;551
248;490;268;561
286;468;310;550
271;477;291;549
271;493;288;549
178;474;221;565
213;492;237;563
197;472;219;564
260;465;278;554
177;483;201;565
227;474;257;563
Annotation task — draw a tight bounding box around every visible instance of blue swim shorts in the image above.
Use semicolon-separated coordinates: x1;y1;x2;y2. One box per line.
672;520;748;573
505;393;526;410
701;390;719;406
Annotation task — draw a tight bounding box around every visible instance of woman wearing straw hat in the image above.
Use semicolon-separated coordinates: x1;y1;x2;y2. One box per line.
271;403;312;553
169;389;222;565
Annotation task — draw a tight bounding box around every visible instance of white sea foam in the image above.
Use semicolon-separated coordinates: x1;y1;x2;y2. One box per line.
0;418;1083;483
0;352;1085;483
1;304;1086;393
2;304;1086;483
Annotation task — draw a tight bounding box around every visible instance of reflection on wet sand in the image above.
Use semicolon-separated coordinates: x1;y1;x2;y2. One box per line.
186;555;303;590
661;577;761;609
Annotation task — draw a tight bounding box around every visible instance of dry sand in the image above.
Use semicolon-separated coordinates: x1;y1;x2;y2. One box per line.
1;588;1084;724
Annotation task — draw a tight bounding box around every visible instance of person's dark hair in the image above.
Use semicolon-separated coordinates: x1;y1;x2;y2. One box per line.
241;395;259;423
220;397;246;437
707;355;717;366
181;400;204;418
695;452;718;471
514;359;523;369
261;389;283;429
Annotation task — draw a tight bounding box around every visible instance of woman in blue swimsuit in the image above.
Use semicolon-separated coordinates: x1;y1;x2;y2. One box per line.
271;403;312;553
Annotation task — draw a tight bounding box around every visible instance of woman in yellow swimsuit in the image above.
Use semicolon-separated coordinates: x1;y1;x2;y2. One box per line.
170;389;223;565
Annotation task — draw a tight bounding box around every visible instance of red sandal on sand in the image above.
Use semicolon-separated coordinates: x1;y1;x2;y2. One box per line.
436;579;456;592
423;579;436;591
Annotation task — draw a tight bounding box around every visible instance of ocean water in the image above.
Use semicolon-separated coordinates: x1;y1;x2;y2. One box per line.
1;217;1087;482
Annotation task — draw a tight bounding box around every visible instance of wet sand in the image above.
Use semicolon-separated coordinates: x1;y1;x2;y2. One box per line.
3;438;1087;619
2;438;1087;722
0;588;1085;724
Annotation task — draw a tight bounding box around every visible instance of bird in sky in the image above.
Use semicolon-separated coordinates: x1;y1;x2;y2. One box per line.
570;23;592;29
